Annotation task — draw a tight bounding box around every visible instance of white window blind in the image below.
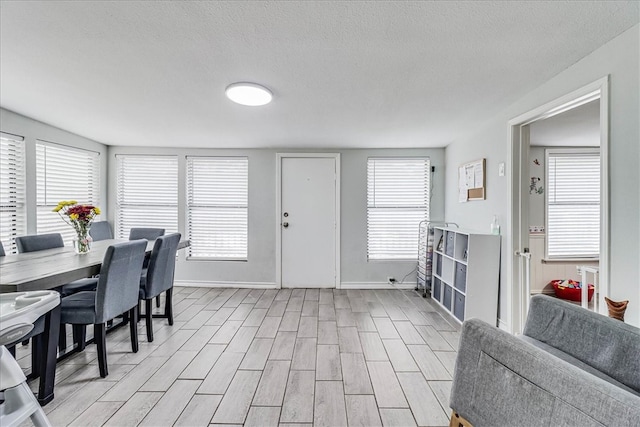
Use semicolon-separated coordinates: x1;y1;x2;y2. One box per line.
367;157;430;260
36;142;100;244
116;155;178;239
546;149;600;259
187;157;248;259
0;133;26;254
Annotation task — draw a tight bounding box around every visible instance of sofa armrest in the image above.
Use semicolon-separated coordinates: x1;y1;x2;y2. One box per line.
450;319;640;427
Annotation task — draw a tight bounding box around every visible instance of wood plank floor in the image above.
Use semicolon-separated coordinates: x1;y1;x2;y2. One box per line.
19;287;460;427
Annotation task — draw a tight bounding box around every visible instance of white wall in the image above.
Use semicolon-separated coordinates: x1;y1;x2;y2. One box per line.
444;25;640;327
0;108;109;236
107;146;445;288
528;146;546;229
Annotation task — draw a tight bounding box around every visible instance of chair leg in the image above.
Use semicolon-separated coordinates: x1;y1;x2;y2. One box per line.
72;325;87;351
58;324;67;352
156;295;161;308
95;323;108;378
38;306;60;405
145;299;154;342
129;307;139;353
31;334;42;378
165;288;174;326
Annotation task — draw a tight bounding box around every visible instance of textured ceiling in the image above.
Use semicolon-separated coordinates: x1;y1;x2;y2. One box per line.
530;99;600;147
0;1;637;148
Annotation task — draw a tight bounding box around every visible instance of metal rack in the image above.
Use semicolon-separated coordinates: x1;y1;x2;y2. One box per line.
416;221;458;297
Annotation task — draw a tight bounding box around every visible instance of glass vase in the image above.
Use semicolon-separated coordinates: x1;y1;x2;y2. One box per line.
73;232;93;254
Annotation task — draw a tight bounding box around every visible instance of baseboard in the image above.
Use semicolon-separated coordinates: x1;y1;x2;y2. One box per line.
174;280;415;290
498;318;509;331
174;280;278;289
340;281;415;290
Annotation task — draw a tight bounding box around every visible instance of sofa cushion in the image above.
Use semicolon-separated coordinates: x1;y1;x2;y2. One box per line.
523;295;640;393
519;335;640;397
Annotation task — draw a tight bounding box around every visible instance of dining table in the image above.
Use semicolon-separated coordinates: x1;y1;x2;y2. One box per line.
0;238;189;405
0;238;189;293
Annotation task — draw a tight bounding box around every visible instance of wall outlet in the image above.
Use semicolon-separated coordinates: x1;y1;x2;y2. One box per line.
387;277;396;284
498;162;505;177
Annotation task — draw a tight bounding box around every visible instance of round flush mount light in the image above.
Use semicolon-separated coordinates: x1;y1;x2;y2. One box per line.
225;82;273;106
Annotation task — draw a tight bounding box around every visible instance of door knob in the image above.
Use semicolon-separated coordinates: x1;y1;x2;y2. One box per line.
283;222;289;228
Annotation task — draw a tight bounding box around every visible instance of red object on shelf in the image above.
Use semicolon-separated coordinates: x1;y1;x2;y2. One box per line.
550;280;595;302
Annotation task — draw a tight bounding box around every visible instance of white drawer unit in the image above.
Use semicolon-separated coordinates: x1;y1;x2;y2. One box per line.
431;227;500;325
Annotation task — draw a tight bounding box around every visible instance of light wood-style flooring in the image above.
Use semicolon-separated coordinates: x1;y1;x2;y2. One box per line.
19;287;461;427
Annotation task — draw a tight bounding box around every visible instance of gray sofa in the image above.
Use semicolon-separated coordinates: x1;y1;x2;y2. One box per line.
450;295;640;427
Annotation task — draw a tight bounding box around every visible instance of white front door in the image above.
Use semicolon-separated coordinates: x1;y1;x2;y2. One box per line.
278;154;339;288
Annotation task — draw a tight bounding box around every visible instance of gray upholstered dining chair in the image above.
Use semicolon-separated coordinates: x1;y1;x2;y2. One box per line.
129;227;166;306
139;233;181;342
15;233;94;351
129;228;165;241
16;233;64;253
89;221;113;241
16;233;100;353
60;239;147;377
16;233;99;297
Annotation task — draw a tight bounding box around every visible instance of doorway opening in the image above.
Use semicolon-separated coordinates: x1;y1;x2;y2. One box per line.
506;77;609;333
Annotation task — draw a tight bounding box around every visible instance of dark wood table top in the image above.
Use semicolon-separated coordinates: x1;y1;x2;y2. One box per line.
0;239;189;293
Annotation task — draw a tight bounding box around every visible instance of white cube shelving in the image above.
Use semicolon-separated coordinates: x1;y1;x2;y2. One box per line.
431;227;501;325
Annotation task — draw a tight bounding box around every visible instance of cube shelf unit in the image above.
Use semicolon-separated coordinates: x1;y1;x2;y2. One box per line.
431;226;501;325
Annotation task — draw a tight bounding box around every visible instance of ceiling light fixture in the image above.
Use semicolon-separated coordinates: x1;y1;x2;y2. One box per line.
225;82;273;106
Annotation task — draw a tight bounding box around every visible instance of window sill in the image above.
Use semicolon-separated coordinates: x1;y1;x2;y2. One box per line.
541;258;599;264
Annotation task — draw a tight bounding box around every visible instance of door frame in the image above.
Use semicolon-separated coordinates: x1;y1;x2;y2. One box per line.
275;153;341;289
506;76;609;333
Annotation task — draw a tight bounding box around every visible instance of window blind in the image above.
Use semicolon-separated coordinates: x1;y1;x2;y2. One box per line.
546;149;600;259
187;157;248;259
367;157;430;260
116;155;178;239
0;133;26;254
36;142;100;244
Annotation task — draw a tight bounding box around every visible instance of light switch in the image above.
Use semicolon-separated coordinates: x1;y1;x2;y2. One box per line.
498;162;505;177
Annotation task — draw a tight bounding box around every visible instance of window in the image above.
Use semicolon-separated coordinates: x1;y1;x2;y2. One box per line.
116;155;178;239
367;157;430;260
0;132;26;254
546;149;600;259
36;141;100;244
187;157;248;259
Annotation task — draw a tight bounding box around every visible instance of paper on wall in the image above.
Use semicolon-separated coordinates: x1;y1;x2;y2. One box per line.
473;162;483;187
458;166;468;202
